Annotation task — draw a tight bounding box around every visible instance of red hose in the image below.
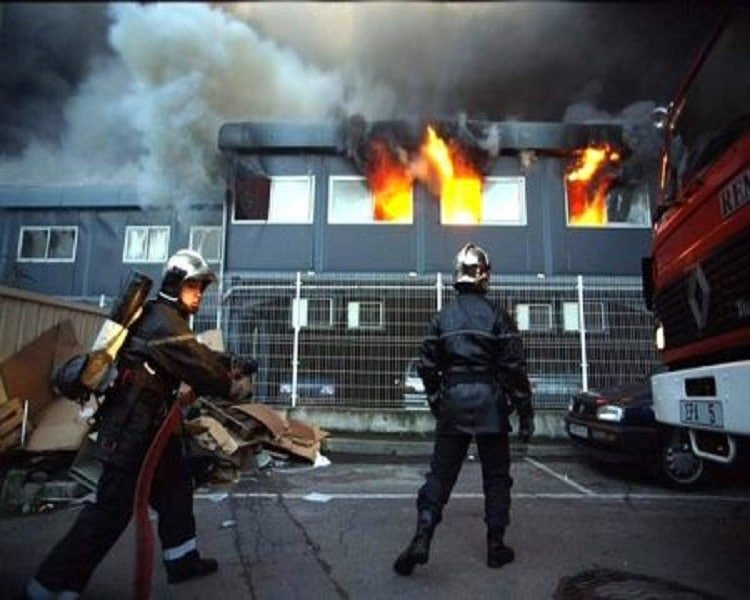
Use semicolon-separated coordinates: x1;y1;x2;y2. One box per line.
133;392;190;600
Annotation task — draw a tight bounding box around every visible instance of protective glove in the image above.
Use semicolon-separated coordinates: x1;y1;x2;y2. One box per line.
518;412;535;443
427;393;441;419
230;375;254;401
232;355;258;376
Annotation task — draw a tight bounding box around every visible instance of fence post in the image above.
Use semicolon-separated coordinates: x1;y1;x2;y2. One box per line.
291;271;302;408
436;272;443;311
577;274;589;392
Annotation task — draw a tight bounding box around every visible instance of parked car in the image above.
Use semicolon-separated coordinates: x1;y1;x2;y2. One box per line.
279;373;336;402
565;381;707;489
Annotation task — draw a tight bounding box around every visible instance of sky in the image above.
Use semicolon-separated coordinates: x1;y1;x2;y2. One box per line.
0;2;729;205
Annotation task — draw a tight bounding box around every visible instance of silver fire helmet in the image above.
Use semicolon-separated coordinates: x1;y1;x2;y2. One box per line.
159;249;217;301
453;243;491;292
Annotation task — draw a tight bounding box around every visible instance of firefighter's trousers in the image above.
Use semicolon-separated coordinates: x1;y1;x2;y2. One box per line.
417;432;513;531
35;435;196;593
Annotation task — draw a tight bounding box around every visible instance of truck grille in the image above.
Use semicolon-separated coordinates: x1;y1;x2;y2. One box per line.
655;230;750;351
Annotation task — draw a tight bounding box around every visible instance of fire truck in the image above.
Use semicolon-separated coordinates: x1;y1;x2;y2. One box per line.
644;9;750;478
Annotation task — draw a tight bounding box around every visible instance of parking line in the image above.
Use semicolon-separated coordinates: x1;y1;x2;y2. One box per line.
523;457;596;496
194;491;750;503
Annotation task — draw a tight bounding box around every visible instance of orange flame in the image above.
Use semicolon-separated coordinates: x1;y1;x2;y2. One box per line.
418;126;482;224
565;145;620;226
367;140;413;222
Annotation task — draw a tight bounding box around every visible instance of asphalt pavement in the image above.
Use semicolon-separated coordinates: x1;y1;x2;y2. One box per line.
2;443;750;599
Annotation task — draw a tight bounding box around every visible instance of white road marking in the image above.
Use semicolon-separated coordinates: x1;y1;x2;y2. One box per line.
523;457;597;496
194;491;750;503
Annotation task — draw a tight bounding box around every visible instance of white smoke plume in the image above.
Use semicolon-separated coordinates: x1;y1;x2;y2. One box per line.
0;2;395;204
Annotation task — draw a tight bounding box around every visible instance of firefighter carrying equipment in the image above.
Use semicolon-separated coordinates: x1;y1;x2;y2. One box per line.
52;271;153;403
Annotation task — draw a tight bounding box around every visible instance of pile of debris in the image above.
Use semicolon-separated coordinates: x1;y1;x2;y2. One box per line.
0;320;329;514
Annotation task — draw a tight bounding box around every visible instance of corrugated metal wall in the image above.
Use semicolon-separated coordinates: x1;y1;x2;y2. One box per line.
0;285;105;363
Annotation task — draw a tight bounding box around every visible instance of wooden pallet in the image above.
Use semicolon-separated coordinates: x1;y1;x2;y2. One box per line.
0;397;24;452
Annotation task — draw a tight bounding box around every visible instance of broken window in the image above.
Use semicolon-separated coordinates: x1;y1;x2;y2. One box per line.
18;226;77;262
329;176;413;224
233;175;313;223
123;225;170;263
189;226;222;262
441;176;526;225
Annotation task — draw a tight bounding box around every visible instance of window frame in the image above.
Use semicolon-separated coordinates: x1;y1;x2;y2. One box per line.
122;225;171;264
189;225;223;263
562;301;608;333
346;300;385;330
440;176;527;226
232;175;315;224
515;302;554;332
328;175;414;225
291;297;335;330
564;182;652;229
17;225;78;263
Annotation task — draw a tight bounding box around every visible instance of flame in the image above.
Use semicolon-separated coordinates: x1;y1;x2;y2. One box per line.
366;140;414;222
419;126;482;225
565;145;620;226
363;126;483;224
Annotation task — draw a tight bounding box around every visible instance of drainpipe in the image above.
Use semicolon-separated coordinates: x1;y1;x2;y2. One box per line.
291;271;302;408
577;275;589;392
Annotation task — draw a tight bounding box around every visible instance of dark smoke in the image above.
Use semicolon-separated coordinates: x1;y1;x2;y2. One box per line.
0;2;732;203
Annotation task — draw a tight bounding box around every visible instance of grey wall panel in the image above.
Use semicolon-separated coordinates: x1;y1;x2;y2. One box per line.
226;226;314;271
562;230;651;275
323;227;416;272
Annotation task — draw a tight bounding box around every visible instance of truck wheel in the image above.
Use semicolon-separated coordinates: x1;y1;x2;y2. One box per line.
659;430;705;489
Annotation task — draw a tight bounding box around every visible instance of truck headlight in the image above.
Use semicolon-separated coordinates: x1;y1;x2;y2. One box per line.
655;322;665;351
596;405;624;422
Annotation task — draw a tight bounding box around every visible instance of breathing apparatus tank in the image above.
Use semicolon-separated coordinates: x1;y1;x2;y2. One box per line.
78;271;153;392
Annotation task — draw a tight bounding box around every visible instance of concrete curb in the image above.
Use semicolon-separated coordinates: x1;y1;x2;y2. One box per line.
324;436;582;459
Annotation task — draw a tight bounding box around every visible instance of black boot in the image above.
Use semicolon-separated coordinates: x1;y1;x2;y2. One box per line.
487;528;514;568
164;550;219;584
393;510;436;576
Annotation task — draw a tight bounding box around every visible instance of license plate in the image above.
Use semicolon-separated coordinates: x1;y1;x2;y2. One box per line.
568;423;589;439
679;400;723;428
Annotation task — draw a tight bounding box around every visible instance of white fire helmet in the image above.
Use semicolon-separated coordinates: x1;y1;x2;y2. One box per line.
159;249;217;302
453;243;491;292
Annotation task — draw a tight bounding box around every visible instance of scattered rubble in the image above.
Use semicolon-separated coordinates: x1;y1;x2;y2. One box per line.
0;322;331;515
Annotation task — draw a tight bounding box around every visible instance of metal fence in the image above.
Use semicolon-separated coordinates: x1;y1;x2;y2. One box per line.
192;272;661;411
59;273;658;411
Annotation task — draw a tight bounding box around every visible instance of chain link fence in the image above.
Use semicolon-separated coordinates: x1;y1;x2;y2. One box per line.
194;272;660;411
61;274;659;411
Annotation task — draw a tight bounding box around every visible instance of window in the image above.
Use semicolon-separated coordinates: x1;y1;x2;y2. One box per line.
441;176;526;225
563;301;607;332
233;175;313;223
566;182;651;228
17;226;77;262
515;303;553;332
291;298;334;329
123;226;170;263
329;176;413;224
189;226;222;262
347;301;384;330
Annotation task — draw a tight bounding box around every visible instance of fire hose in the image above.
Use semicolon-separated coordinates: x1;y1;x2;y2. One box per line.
132;388;194;600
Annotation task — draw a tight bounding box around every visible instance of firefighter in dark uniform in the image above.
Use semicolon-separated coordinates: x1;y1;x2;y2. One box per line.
27;249;255;599
394;243;534;576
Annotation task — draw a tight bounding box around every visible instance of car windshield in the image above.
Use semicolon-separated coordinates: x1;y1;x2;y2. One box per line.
660;13;750;210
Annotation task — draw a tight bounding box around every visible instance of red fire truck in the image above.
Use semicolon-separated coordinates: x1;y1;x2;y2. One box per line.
644;9;750;475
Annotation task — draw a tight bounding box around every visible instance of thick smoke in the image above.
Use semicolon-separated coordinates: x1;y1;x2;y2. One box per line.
0;2;726;205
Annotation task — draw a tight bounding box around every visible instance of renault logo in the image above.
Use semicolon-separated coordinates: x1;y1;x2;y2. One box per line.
687;264;710;331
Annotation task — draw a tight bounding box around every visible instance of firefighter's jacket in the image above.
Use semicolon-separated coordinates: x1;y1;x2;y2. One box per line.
418;289;532;435
94;298;232;471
